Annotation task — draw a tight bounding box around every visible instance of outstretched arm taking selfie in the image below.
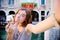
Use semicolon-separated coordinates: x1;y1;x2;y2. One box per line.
26;0;60;34
26;15;57;34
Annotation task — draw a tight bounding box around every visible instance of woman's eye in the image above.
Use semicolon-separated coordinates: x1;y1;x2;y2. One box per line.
22;14;26;17
22;15;25;17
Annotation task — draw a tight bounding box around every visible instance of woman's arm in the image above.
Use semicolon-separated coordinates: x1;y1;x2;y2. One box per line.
26;15;57;34
5;22;14;40
5;22;17;40
54;0;60;23
26;0;60;34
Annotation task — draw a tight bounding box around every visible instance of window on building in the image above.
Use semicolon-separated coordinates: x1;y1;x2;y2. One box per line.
0;0;2;7
41;11;45;15
0;11;6;26
41;0;45;6
47;11;49;15
41;17;45;21
9;11;15;15
8;0;14;6
41;11;45;21
31;11;39;22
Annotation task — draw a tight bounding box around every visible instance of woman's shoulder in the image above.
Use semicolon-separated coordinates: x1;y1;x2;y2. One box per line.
25;24;34;35
26;24;34;27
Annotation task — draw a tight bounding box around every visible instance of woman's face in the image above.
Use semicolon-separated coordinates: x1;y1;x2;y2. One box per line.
15;10;26;23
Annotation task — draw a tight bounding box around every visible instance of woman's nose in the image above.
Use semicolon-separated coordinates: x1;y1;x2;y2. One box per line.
18;16;20;18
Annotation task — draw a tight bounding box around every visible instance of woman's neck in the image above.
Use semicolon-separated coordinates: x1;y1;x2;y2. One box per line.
17;23;24;33
18;23;22;26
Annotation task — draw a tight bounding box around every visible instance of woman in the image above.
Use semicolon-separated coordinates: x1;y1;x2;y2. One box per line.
5;8;59;40
5;8;32;40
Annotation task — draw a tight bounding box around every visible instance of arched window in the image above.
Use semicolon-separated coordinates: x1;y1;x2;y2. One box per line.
31;11;39;22
9;11;15;15
0;10;6;19
0;10;6;26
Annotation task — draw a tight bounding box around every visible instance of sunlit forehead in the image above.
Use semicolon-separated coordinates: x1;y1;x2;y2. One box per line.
18;10;26;16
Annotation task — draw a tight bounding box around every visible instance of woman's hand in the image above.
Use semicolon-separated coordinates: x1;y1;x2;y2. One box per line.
5;21;17;32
